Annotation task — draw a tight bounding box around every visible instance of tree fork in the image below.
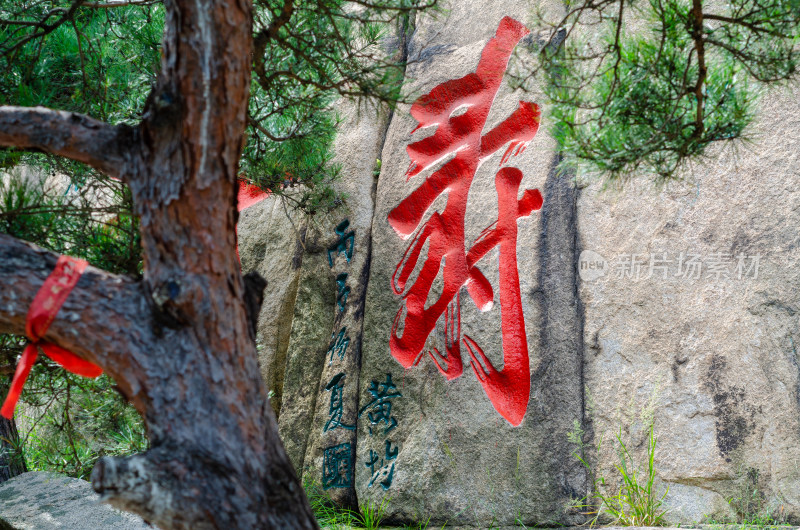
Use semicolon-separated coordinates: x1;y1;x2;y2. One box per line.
0;0;318;528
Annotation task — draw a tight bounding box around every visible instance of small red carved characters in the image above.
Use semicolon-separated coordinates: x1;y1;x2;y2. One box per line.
235;179;270;261
237;180;270;211
387;16;543;426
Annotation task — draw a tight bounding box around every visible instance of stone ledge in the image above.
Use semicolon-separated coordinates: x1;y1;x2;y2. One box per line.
0;471;149;530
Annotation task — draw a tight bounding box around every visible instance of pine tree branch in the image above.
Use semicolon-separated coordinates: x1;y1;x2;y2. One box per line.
0;0;83;56
0;233;154;412
0;106;140;181
80;1;160;7
253;0;294;84
690;0;707;139
703;13;794;37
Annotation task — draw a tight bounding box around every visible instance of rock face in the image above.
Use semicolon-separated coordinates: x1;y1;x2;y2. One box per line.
239;0;800;526
239;81;391;508
0;472;149;529
358;9;585;527
579;81;800;524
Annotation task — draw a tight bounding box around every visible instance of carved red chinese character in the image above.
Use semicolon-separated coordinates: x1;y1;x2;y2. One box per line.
235;179;270;260
237;179;270;211
388;16;543;426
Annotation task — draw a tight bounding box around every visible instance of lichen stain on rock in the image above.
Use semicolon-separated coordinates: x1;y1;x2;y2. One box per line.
704;354;755;458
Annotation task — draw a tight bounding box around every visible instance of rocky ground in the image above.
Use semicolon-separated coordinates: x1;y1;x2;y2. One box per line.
1;471;796;530
0;472;148;530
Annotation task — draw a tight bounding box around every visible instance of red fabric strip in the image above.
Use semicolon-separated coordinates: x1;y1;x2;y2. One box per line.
42;345;103;377
0;345;38;419
1;255;102;419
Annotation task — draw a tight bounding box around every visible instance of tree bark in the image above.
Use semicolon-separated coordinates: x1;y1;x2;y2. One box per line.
0;0;318;528
0;106;134;180
0;410;26;483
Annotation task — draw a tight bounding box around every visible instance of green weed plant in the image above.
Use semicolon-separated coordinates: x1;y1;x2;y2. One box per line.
705;467;791;529
303;475;394;530
570;422;669;526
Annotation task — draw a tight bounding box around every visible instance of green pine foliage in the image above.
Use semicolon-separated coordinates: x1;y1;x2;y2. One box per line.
0;0;436;481
0;2;162;122
0;2;154;475
246;0;425;212
0;0;383;213
0;171;145;480
0;173;141;275
17;366;148;481
523;0;800;183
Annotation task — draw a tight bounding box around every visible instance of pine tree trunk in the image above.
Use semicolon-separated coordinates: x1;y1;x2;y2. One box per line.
0;415;25;483
0;0;319;528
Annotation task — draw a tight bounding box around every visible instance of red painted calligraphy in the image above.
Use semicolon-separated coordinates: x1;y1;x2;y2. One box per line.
237;180;270;212
235;179;270;261
387;16;543;426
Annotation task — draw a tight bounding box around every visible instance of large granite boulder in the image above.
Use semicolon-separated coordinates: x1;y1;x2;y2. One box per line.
0;472;149;529
239;0;800;526
579;81;800;524
357;6;584;527
240;75;392;509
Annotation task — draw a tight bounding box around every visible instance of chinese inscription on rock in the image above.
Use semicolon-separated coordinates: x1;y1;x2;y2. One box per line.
360;373;402;490
387;16;543;426
322;219;357;491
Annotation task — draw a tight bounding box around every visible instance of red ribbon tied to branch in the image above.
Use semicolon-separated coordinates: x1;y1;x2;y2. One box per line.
1;255;103;419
